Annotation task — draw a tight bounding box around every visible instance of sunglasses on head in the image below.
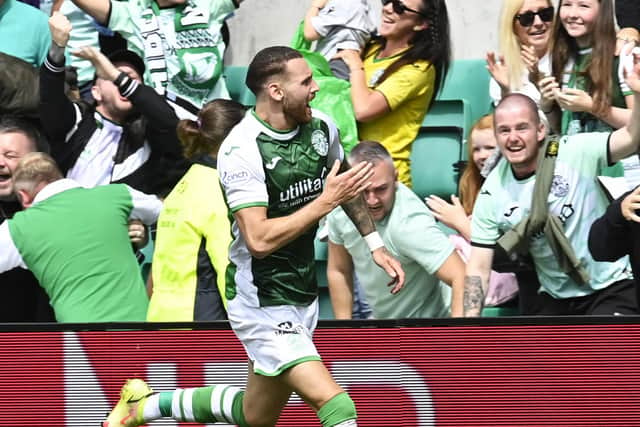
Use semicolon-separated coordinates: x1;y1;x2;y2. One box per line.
382;0;427;18
514;6;554;27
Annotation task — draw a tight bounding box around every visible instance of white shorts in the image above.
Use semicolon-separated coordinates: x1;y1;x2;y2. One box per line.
226;295;321;376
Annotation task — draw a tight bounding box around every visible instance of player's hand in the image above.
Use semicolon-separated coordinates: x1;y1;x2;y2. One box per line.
49;11;72;48
72;46;121;81
321;159;373;208
621;186;640;223
128;220;148;248
555;88;593;113
425;194;468;233
371;247;405;294
485;51;509;91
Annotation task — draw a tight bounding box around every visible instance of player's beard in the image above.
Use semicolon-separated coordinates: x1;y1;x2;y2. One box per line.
282;92;312;125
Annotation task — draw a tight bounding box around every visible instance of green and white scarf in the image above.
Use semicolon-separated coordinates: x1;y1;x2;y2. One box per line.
139;1;223;113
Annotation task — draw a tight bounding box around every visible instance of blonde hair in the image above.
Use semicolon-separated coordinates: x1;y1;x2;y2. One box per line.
459;114;494;215
498;0;552;90
13;152;63;195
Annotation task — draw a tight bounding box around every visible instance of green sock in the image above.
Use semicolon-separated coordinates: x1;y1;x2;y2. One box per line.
153;385;247;426
318;392;357;427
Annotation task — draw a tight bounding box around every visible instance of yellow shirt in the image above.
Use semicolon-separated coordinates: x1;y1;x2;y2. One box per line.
358;43;435;186
148;163;231;321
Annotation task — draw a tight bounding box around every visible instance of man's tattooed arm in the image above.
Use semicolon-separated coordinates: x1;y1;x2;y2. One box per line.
464;275;485;317
338;159;376;237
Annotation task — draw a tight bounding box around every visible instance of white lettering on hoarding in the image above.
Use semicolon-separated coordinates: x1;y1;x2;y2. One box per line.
330;361;435;427
147;363;178;427
63;332;434;426
63;332;110;426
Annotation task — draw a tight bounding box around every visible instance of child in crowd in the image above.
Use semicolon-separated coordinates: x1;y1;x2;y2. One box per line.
426;114;518;309
303;0;377;79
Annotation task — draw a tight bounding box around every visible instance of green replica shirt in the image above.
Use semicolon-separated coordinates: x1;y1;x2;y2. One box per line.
561;47;631;135
217;109;343;307
0;180;160;322
109;0;236;116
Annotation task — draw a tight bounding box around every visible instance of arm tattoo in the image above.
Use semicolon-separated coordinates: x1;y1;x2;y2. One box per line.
341;195;376;236
464;275;484;315
338;159;376;236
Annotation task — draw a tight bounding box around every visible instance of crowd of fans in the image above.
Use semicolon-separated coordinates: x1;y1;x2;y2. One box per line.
1;0;640;322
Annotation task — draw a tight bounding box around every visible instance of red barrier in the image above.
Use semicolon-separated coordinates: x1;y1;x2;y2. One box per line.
1;324;639;426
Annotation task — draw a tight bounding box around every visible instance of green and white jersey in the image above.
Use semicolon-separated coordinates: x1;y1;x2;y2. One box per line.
109;0;236;117
560;47;631;135
218;109;343;307
471;132;633;299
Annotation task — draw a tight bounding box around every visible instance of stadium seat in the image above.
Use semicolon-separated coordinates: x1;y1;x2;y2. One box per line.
410;125;464;200
436;59;493;126
481;306;519;317
423;98;472;142
223;66;255;106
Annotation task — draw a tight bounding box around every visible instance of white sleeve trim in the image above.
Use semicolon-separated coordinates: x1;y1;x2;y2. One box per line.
64;103;83;143
126;186;163;224
218;126;268;211
0;222;26;272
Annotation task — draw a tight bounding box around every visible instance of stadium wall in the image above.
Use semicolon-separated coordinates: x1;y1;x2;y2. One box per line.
225;0;501;65
1;318;640;426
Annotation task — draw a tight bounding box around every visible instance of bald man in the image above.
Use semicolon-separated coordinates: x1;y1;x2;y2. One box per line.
464;75;640;316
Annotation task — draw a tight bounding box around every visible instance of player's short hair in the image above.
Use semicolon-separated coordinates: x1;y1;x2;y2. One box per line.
245;46;303;96
13;152;63;195
348;140;393;166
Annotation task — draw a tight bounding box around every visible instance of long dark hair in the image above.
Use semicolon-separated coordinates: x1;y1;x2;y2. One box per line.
550;0;616;117
374;0;451;96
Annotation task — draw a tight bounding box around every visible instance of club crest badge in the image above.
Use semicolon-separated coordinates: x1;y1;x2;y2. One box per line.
311;130;329;156
369;69;384;86
551;175;570;197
